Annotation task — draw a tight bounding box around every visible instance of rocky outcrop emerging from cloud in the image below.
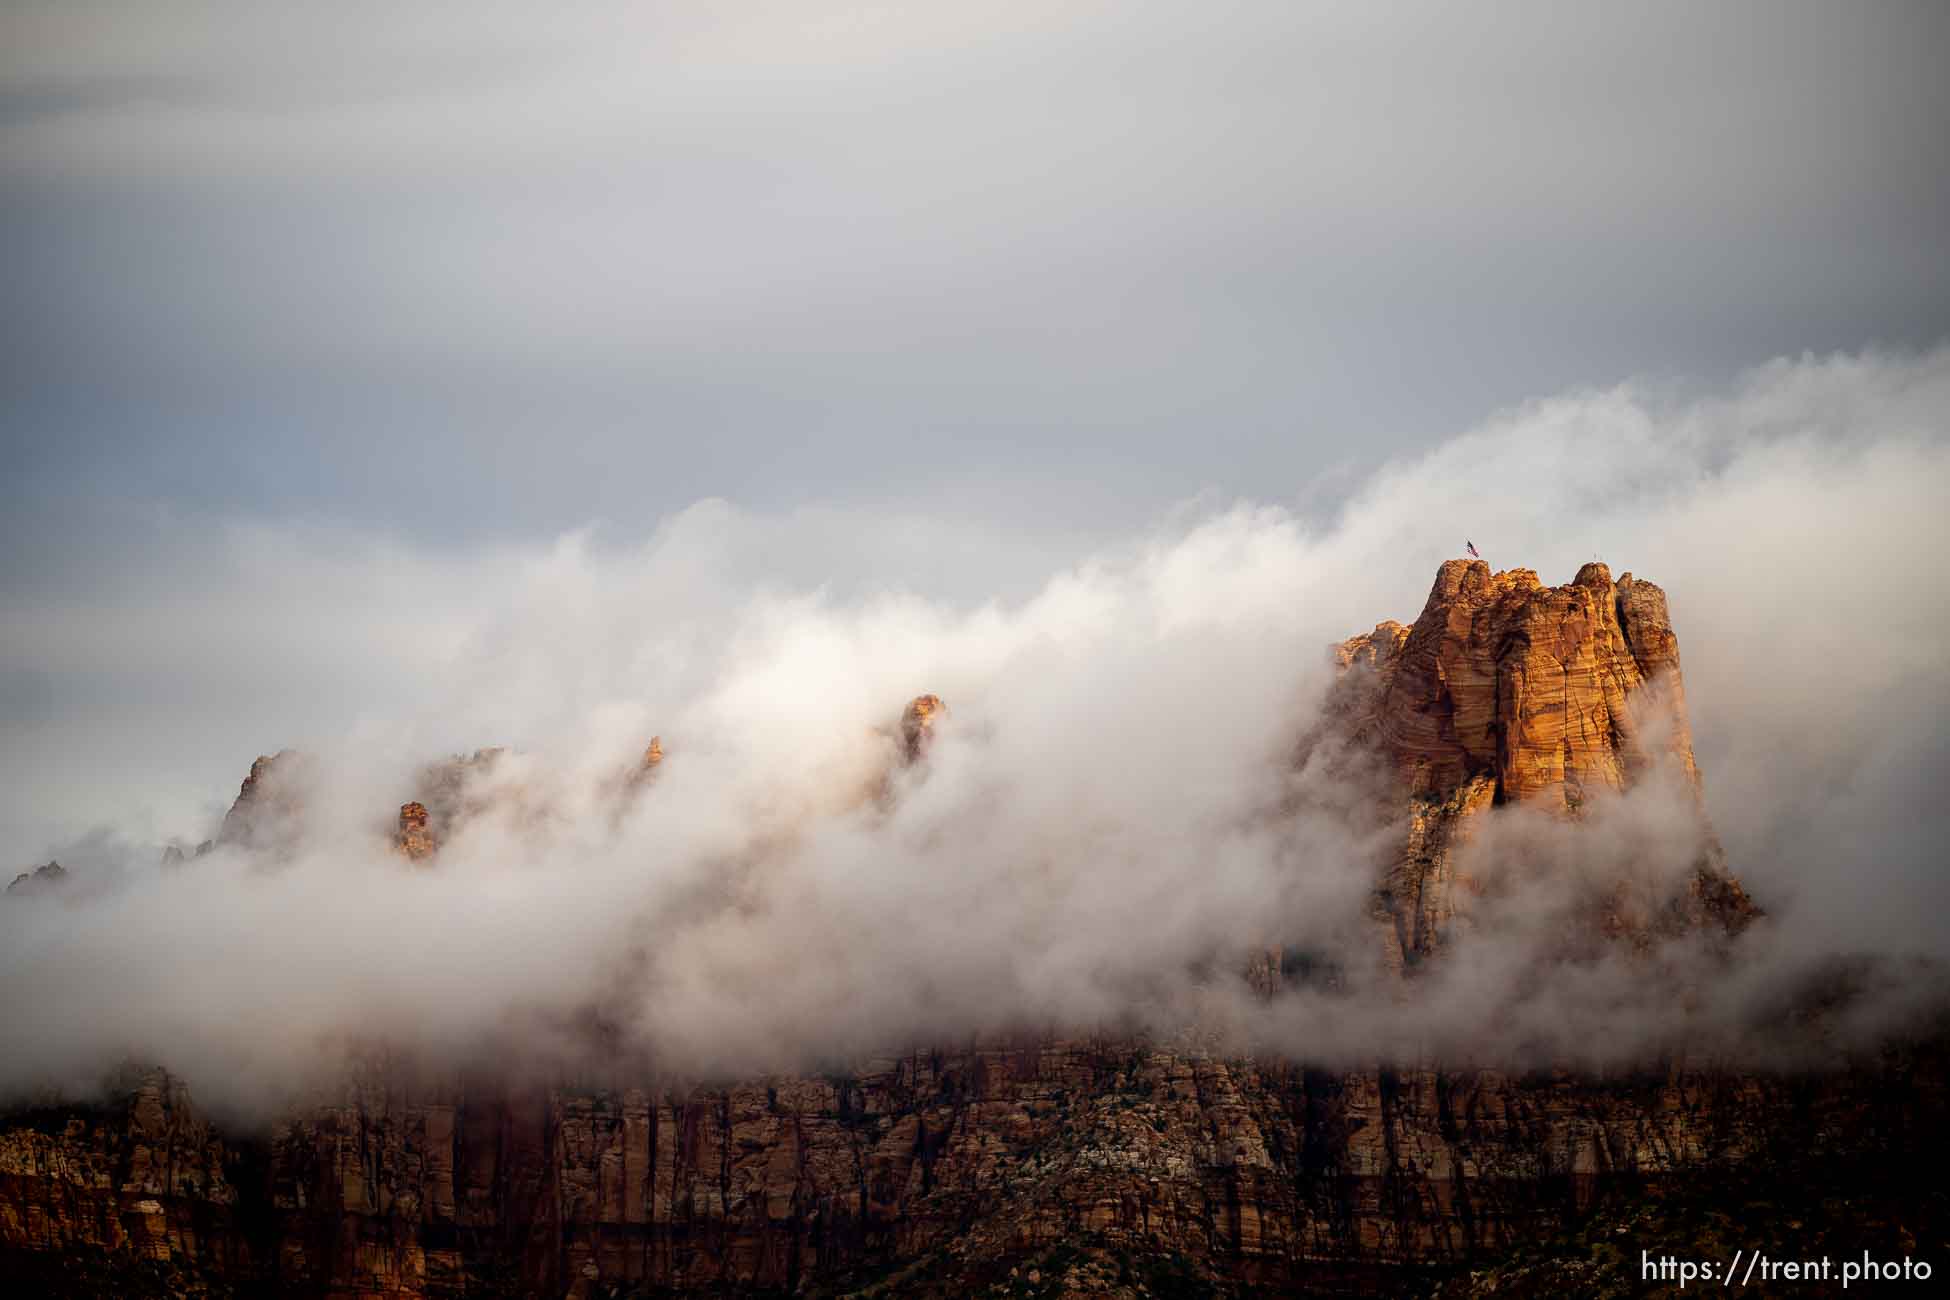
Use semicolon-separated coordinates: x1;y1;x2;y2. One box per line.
1318;559;1756;974
1349;560;1700;802
4;862;68;898
0;562;1931;1296
212;750;309;858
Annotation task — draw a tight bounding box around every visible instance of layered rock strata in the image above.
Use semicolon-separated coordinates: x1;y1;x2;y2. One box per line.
6;1045;1941;1297
1323;560;1754;970
1353;561;1698;803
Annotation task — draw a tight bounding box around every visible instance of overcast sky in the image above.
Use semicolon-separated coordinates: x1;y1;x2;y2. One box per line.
7;1;1948;535
3;1;1949;847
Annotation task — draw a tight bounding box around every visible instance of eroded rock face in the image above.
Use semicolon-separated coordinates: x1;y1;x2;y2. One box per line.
1326;560;1755;968
1358;560;1698;805
4;1048;1943;1297
0;1072;235;1270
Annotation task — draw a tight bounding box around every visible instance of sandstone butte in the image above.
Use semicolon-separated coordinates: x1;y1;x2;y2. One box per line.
1318;559;1756;973
1;561;1938;1299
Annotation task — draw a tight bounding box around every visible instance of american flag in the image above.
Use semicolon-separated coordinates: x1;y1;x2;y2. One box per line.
1466;540;1480;558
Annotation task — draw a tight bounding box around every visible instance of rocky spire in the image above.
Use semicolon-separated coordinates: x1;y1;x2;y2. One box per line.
396;802;435;861
900;694;947;762
1325;559;1756;970
214;750;307;854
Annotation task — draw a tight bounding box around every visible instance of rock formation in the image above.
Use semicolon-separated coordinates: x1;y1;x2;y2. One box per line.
3;1045;1944;1297
619;735;665;802
395;802;435;862
214;750;308;855
388;739;670;861
1319;560;1755;970
1;558;1917;1298
383;749;512;864
1331;561;1704;806
901;693;947;761
4;861;68;897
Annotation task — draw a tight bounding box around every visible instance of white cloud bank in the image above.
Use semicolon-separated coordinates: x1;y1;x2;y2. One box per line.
2;345;1947;1113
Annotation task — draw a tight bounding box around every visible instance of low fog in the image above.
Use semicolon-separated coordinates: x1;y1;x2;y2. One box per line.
3;346;1948;1113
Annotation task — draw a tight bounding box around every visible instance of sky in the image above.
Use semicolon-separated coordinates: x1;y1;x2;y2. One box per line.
2;3;1949;1098
5;1;1948;538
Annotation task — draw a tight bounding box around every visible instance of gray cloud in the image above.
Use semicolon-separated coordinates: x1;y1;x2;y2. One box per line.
5;2;1948;542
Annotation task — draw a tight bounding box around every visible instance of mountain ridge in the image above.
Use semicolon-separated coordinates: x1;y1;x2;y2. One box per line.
5;558;1932;1298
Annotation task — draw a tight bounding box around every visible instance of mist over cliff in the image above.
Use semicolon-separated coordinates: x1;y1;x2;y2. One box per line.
3;345;1948;1113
